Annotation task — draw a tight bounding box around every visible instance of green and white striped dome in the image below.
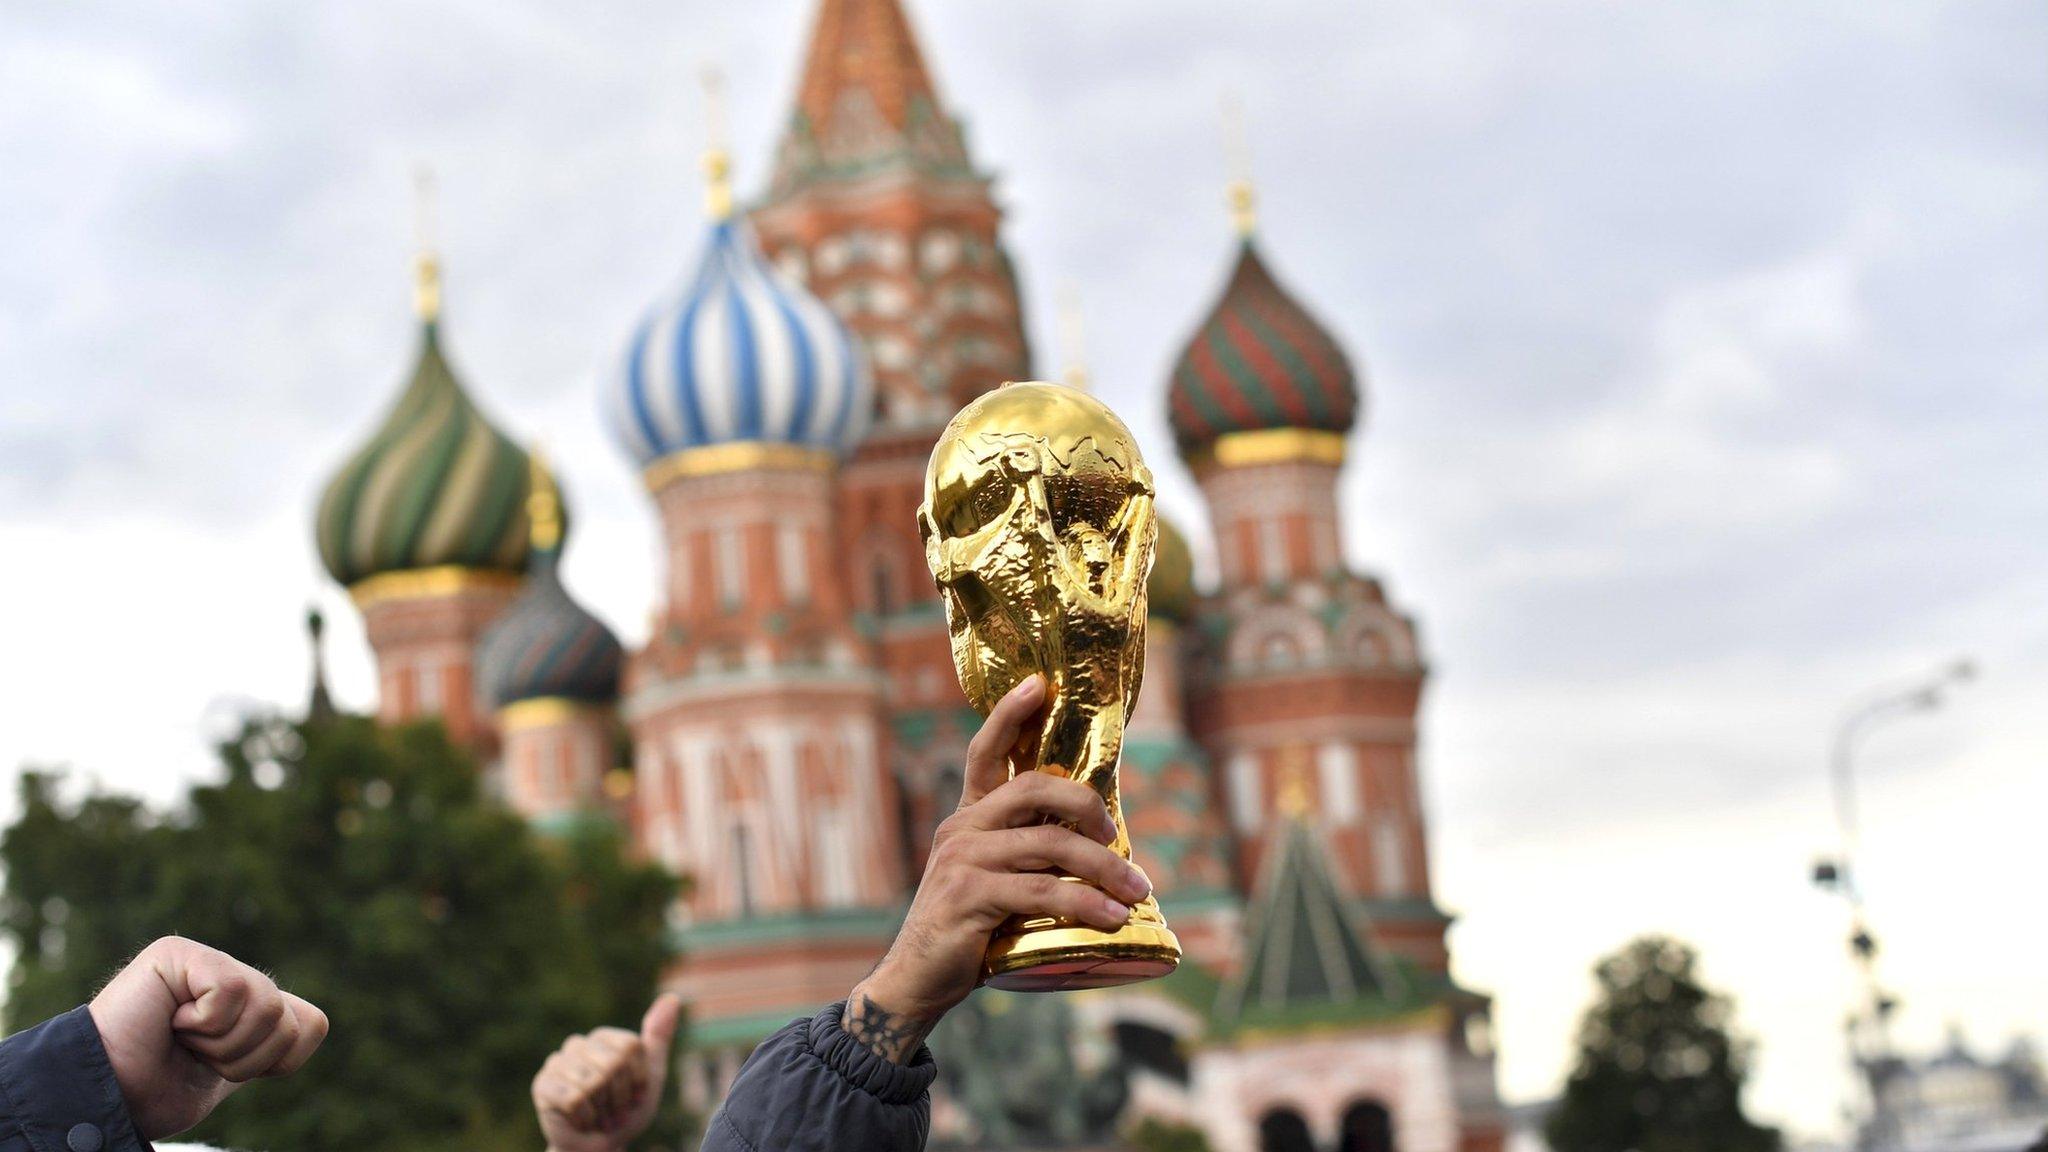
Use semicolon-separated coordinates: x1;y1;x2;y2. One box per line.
315;318;531;587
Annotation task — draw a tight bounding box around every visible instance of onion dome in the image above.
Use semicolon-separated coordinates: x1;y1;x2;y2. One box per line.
606;146;872;471
475;455;623;711
1166;239;1360;458
1148;515;1196;623
315;253;530;587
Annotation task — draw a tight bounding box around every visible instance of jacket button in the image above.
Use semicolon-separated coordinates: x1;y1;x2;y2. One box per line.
66;1125;104;1152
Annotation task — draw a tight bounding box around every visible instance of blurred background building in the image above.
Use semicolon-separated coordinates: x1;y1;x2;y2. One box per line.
309;0;1506;1148
1865;1030;2047;1152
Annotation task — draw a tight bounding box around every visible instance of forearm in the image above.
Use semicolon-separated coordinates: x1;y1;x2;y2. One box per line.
702;1001;936;1152
840;982;941;1066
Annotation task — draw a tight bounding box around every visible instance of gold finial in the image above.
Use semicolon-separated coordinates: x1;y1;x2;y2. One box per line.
1276;746;1313;818
603;767;635;802
527;446;563;553
1056;282;1091;392
1222;92;1256;238
412;164;442;320
701;65;733;221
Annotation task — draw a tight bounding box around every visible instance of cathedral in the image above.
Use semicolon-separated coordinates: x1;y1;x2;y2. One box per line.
311;1;1505;1149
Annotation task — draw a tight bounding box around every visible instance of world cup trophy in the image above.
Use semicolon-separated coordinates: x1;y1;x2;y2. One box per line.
918;380;1182;991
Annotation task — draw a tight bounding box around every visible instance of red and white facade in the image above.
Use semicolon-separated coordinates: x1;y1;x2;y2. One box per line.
624;450;906;1025
354;574;520;751
320;0;1506;1145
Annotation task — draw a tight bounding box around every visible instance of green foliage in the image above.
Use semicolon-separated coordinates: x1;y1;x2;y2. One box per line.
2;713;681;1151
1127;1116;1213;1152
1545;935;1781;1152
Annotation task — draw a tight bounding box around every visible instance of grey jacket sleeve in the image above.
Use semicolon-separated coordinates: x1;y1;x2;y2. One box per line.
701;1001;937;1152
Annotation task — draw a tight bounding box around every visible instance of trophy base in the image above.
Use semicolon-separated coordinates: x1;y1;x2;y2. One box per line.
983;919;1181;992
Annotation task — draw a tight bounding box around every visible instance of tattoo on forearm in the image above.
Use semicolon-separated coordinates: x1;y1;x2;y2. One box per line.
842;990;936;1065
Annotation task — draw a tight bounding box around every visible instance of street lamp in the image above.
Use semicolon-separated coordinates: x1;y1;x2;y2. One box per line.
1812;658;1974;1151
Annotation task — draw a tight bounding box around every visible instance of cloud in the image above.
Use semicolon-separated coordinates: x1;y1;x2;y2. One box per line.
2;0;2045;1140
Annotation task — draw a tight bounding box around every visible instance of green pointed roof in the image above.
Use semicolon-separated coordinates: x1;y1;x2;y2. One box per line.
315;320;531;587
1214;814;1408;1030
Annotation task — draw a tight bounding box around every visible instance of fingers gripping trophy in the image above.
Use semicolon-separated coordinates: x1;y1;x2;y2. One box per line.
918;380;1182;991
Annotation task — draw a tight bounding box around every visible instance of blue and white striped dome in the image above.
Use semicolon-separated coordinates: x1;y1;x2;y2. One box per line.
608;219;873;466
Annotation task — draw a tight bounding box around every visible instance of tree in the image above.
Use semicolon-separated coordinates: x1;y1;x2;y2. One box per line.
2;712;680;1151
1546;935;1780;1152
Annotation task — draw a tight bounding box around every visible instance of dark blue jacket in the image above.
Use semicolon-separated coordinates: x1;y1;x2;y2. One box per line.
1;1000;934;1152
701;1002;937;1152
0;1007;151;1152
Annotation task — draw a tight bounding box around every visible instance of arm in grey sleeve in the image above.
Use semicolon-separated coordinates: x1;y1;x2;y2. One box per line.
700;1002;937;1152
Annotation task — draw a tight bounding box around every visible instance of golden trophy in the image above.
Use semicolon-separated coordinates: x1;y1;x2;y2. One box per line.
918;380;1182;991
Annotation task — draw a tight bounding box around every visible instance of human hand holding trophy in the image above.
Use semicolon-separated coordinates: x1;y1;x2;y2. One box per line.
823;380;1178;1071
918;380;1182;992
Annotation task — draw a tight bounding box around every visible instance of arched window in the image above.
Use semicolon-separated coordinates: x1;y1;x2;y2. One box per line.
1318;742;1361;821
1228;607;1325;670
1257;519;1288;584
716;526;745;609
1335;606;1416;668
414;656;443;711
1260;633;1303;669
1259;1108;1315;1152
867;547;901;617
1339;1100;1396;1152
777;524;809;605
731;823;756;917
1373;814;1408;896
1226;752;1262;833
813;802;856;908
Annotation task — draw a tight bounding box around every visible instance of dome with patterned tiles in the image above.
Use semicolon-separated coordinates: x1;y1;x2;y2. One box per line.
606;150;873;471
315;261;531;588
474;456;623;711
1148;514;1197;623
1166;238;1361;459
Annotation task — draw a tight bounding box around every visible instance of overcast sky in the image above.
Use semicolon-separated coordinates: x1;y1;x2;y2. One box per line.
3;0;2044;1139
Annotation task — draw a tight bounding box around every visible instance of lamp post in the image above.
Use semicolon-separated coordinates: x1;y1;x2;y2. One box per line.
1812;658;1974;1151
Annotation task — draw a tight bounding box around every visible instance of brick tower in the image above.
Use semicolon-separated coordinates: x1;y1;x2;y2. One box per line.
1167;182;1449;971
1162;176;1505;1152
749;0;1033;866
604;132;907;1095
314;239;531;748
473;454;626;828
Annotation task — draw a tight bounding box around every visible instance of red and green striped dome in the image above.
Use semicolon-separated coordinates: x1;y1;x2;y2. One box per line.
1166;240;1360;457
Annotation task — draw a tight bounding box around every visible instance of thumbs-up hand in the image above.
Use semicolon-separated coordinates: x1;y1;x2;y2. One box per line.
87;936;329;1139
533;993;684;1152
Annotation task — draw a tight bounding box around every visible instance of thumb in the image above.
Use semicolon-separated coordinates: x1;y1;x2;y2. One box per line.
640;993;683;1077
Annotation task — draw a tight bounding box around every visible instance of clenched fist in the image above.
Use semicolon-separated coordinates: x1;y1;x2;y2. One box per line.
533;993;684;1152
87;936;328;1139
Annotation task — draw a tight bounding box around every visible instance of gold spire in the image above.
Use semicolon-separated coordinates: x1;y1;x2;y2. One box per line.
527;446;563;554
701;65;733;221
1222;92;1256;238
412;164;442;320
1056;282;1091;392
1276;745;1313;818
